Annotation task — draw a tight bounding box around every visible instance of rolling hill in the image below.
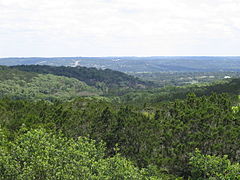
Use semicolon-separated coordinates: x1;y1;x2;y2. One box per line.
0;66;100;100
11;65;155;94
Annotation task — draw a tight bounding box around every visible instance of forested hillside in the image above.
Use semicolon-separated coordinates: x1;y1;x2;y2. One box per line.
1;65;240;179
0;66;100;100
1;93;240;179
12;65;155;94
116;77;240;106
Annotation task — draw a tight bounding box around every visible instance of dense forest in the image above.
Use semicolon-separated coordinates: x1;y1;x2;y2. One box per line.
1;65;240;179
11;65;155;95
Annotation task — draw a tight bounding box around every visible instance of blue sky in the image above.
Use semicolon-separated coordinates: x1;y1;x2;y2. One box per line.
0;0;240;57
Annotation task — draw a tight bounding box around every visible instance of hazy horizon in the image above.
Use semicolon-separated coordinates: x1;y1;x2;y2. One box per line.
1;55;240;58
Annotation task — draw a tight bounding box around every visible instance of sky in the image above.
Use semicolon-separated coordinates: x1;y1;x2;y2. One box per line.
0;0;240;57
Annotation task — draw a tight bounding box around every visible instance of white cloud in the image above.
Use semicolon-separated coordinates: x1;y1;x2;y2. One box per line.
0;0;240;56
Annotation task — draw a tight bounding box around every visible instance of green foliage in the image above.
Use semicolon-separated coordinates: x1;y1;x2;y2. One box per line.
0;128;160;179
12;65;155;94
2;65;240;179
0;66;38;82
189;149;240;179
115;77;240;105
0;67;100;100
1;93;240;178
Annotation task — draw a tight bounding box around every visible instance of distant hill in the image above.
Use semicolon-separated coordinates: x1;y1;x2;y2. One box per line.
0;66;100;100
1;56;240;72
155;78;240;103
117;77;240;105
11;65;154;94
201;78;240;96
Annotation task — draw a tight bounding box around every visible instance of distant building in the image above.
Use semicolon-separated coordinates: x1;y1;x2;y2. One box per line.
224;76;231;79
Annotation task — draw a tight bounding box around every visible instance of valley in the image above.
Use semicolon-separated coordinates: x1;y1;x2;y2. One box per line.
0;62;240;179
